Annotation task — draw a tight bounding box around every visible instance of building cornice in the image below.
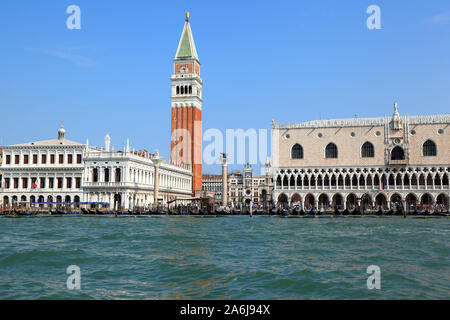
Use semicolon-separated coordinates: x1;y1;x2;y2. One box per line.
272;114;450;130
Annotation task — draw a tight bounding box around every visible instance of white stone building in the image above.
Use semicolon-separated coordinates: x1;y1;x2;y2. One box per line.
0;126;192;210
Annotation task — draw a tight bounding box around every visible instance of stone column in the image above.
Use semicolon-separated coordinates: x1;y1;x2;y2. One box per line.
124;192;129;209
222;154;228;207
152;154;161;206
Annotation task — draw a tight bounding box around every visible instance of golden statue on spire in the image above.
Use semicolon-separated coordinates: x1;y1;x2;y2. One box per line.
186;11;189;22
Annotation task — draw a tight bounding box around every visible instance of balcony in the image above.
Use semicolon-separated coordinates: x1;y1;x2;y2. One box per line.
83;182;128;188
389;159;408;165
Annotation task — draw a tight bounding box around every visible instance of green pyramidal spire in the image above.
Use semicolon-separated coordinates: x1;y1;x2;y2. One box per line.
175;12;199;61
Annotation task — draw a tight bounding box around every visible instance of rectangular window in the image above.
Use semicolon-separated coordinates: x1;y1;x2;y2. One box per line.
14;178;19;189
40;178;45;189
57;178;63;189
49;178;54;189
33;154;38;164
4;178;10;189
50;154;55;164
59;154;64;164
6;155;10;164
22;178;28;189
77;154;82;164
68;154;73;164
66;177;72;189
24;155;29;164
15;155;19;164
41;154;47;164
75;177;81;188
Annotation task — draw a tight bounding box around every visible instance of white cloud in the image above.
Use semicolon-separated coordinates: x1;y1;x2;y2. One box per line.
424;11;450;25
25;46;95;67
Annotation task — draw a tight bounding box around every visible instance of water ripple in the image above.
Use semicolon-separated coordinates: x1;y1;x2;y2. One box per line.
0;216;449;299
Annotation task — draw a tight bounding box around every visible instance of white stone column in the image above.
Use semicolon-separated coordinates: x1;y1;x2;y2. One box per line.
124;192;129;209
222;155;228;206
152;155;162;206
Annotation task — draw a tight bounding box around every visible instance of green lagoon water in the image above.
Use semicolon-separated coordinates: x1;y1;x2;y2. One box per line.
0;215;449;299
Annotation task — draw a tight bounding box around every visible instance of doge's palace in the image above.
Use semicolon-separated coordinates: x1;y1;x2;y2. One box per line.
272;104;450;212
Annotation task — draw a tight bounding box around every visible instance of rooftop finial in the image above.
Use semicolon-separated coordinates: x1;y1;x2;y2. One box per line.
186;11;189;22
61;120;64;128
58;121;66;140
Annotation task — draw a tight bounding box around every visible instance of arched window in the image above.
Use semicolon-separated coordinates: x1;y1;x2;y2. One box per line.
189;86;192;94
361;142;374;158
180;86;184;94
325;143;338;159
423;140;437;156
291;144;303;159
176;86;179;94
391;146;405;160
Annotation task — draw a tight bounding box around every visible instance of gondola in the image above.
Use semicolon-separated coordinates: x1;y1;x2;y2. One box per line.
422;210;432;216
50;209;64;215
270;208;278;215
232;208;241;215
408;210;421;216
291;207;300;216
189;208;200;215
384;209;394;216
342;209;350;216
222;209;233;216
179;208;189;215
81;208;89;215
96;209;108;215
375;208;383;216
15;209;32;216
308;209;316;216
334;208;341;216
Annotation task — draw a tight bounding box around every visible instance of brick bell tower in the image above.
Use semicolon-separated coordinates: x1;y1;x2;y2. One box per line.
170;12;202;194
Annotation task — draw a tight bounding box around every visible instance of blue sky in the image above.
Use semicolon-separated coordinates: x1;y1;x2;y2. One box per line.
1;0;449;174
